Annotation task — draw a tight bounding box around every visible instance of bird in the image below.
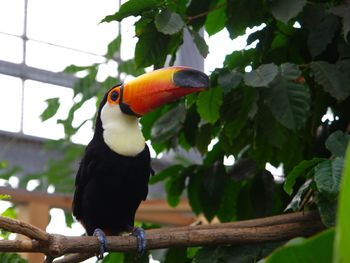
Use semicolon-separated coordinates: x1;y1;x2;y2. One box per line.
72;66;209;259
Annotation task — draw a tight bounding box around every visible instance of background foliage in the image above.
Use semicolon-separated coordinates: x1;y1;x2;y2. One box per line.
1;0;350;262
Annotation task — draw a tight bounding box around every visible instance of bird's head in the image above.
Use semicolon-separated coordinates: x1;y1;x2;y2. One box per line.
104;66;209;117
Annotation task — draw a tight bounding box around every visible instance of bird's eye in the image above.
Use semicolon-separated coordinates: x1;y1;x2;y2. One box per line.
110;91;119;101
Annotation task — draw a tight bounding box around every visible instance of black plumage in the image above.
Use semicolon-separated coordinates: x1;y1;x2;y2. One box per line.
72;91;151;235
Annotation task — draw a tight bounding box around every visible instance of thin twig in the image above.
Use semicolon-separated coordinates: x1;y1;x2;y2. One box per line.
187;2;226;22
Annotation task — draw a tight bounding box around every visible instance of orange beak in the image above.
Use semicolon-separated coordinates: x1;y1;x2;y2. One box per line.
119;66;209;116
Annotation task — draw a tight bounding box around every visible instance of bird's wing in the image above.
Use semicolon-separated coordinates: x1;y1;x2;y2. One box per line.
72;148;97;220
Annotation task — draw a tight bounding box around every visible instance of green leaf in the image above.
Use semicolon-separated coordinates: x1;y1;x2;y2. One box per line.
164;247;190;263
101;0;160;22
135;24;171;68
334;144;350;263
269;0;307;24
205;0;227;36
64;211;74;228
195;124;213;154
259;228;335;263
224;49;255;70
218;70;242;94
284;158;325;195
217;179;241;222
0;252;27;263
330;4;350;42
40;98;60;122
155;9;184;35
151;105;186;143
193;247;221;263
314;157;344;197
187;171;202;215
315;193;337;227
196;87;223;124
226;0;265;39
1;207;17;218
102;252;124;263
186;0;212;31
0;161;8;169
106;35;121;59
149;164;183;185
325;130;350;157
200;163;228;221
244;63;279;87
165;170;187;207
311;61;350;101
265;76;310;131
190;29;209;58
307;14;339;57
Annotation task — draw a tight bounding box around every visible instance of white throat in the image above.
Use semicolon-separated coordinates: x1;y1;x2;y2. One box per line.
100;103;145;156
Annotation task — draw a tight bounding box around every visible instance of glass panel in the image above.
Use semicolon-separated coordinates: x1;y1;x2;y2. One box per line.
26;40;105;72
27;0;118;55
0;34;23;63
0;0;25;36
23;80;73;139
0;74;22;132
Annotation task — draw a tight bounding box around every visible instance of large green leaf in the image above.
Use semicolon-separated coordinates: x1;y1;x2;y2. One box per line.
135;24;171;68
311;61;350;101
269;0;306;24
165;170;187;207
217;179;241;222
226;0;265;39
244;63;279;87
265;76;310;131
151;105;186;143
196;87;223;124
101;0;160;22
155;9;185;35
330;4;350;42
314;157;344;197
217;70;242;94
164;247;191;263
307;14;339;57
259;228;335;263
205;0;227;36
325;130;350;158
199;163;228;221
334;145;350;263
284;158;325;195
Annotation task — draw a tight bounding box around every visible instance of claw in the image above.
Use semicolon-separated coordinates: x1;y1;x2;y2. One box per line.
131;227;147;254
93;228;108;260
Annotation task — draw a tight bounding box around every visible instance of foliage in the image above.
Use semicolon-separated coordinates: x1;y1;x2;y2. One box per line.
2;0;349;262
333;144;350;263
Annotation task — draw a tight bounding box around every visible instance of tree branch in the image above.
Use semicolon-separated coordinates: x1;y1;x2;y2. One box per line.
0;211;325;262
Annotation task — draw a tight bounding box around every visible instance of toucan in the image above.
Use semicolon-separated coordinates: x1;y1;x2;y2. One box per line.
72;66;209;258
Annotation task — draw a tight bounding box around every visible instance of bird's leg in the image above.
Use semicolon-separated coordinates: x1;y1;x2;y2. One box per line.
129;226;147;254
93;228;108;260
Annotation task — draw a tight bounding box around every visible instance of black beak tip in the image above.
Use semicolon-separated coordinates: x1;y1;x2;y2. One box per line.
173;68;209;89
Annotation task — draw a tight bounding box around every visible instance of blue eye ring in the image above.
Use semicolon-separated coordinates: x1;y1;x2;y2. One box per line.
111;91;119;101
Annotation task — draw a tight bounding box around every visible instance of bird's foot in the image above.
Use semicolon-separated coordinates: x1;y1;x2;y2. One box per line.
131;227;147;254
93;228;108;260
